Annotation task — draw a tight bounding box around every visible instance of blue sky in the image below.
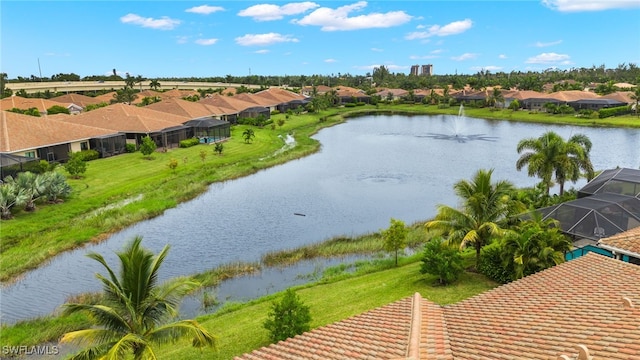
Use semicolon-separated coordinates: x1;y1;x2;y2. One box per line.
2;1;639;78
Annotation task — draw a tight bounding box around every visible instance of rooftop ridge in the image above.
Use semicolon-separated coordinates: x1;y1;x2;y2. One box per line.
406;292;422;359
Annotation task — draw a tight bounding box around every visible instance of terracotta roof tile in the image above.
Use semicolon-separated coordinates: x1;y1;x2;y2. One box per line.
599;226;640;255
58;103;189;133
1;110;117;152
50;93;104;108
0;96;67;113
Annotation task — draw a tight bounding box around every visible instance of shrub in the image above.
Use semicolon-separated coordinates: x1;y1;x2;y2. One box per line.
46;105;71;115
477;242;512;284
263;289;311;343
74;149;100;161
179;137;200;148
125;143;137;153
139;135;157;158
420;237;464;285
64;152;87;179
344;103;357;107
598;105;631;118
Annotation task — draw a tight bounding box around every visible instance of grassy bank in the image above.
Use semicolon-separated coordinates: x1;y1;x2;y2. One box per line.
1;103;637;281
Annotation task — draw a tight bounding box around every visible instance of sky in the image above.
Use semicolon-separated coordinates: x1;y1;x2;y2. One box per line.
1;0;639;79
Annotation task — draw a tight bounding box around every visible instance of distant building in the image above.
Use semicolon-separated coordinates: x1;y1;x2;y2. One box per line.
410;64;433;76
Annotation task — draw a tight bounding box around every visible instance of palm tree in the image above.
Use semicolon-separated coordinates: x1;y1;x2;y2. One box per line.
149;79;161;91
492;88;504;109
516;131;594;196
425;169;520;268
39;171;72;203
242;128;255;143
502;215;571;279
61;236;216;359
0;182;27;219
3;171;43;211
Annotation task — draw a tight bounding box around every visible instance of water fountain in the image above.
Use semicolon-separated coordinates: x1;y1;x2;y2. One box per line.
423;104;498;143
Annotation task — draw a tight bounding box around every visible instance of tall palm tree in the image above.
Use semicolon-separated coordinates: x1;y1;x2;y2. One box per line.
516;131;594;196
61;236;216;360
425;169;520;268
149;79;161;91
630;86;640;117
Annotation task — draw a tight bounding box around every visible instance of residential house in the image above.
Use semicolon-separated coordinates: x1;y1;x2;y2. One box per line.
334;86;371;104
236;252;640;360
0;110;125;164
300;85;332;97
199;94;269;122
376;88;409;101
252;88;309;112
50;93;106;110
59;103;190;149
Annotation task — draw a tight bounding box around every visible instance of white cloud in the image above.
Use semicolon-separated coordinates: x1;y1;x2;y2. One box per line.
255;49;270;54
451;53;478;61
470;65;503;72
324;58;338;63
371;47;384;52
430;49;444;54
293;1;412;31
239;2;319;21
195;38;218;45
409;55;439;60
525;52;571;64
120;13;180;30
542;0;640;12
185;5;225;15
534;40;563;47
498;54;507;59
405;19;472;40
235;33;299;46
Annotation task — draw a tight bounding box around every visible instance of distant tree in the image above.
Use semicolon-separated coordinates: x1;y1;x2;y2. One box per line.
508;99;520;111
64;152;88;179
630;86;640;117
46;105;70;115
263;289;311;343
381;218;408;266
113;87;138;104
149;79;161;90
0;72;12;98
242;128;255;143
139;96;161;106
84;102;109;112
214;142;224;155
420;237;464;285
139;135;157;158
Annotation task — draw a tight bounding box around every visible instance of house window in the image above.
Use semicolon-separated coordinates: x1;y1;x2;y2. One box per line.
81;142;88;151
25;151;35;158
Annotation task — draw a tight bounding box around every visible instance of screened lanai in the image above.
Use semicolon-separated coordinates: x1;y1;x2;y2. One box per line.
183;118;231;144
578;167;640;198
534;193;640;241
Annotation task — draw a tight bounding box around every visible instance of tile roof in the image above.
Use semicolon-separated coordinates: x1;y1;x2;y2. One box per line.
50;93;104;108
145;98;232;118
0;96;67;113
599;226;640;256
58;103;189;133
543;90;600;102
236;253;640;360
92;92;117;104
1;110;117;152
199;94;260;112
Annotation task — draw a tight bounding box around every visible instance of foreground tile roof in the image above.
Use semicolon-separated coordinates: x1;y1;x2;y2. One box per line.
50;93;105;108
1;110;117;152
599;226;640;256
236;253;640;360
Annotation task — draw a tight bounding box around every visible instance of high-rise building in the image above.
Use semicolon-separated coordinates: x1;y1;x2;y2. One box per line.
421;64;433;76
410;64;433;76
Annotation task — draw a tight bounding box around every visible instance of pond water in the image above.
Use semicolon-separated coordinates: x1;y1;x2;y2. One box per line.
1;114;638;324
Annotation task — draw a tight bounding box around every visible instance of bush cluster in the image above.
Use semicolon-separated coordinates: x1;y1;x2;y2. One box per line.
179;137;200;148
477;243;513;284
125;143;137;153
598;105;631;118
74;150;100;161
